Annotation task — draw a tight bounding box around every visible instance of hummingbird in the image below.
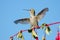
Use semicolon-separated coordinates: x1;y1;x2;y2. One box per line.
14;8;48;28
14;8;48;39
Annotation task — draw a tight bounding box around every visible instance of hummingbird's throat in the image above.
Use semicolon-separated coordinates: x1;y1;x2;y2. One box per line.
30;13;35;17
30;15;35;17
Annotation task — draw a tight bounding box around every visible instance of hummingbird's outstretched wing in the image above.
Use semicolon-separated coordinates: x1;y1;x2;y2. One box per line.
36;8;48;21
14;18;30;24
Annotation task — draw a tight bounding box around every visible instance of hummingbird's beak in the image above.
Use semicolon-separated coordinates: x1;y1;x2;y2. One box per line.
23;9;30;11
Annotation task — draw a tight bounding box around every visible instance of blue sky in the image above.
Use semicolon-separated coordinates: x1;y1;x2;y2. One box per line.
0;0;60;40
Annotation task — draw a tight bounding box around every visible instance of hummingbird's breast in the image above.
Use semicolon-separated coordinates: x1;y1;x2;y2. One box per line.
30;16;38;26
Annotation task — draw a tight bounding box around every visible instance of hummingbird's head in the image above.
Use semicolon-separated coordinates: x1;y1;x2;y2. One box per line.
29;9;35;16
23;8;35;16
29;9;35;14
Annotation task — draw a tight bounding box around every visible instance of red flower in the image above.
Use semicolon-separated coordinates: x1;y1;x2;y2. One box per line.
56;32;60;40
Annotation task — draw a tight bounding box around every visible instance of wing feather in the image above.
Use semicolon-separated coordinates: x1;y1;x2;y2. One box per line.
37;8;48;21
14;18;30;24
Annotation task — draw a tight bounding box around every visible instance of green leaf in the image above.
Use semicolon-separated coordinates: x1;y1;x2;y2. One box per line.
45;27;51;35
17;32;23;38
41;23;46;29
28;29;32;33
47;27;51;32
42;36;46;40
32;30;38;39
17;31;24;40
